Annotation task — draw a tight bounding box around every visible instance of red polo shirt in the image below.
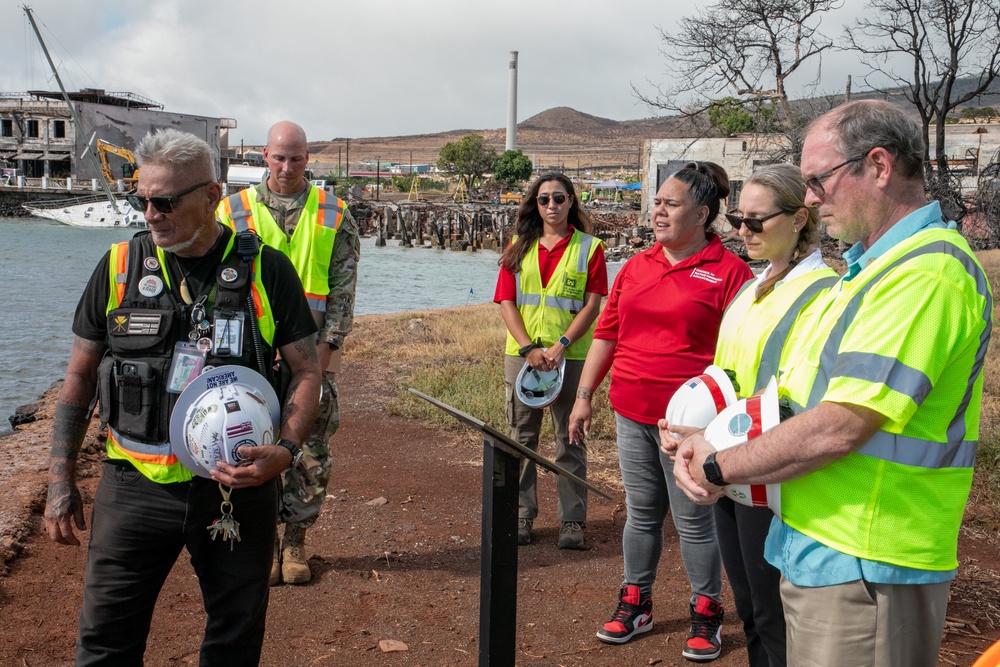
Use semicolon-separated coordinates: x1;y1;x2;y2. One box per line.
594;234;752;424
493;231;609;302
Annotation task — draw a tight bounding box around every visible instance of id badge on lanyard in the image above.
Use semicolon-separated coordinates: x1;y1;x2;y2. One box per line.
213;312;245;357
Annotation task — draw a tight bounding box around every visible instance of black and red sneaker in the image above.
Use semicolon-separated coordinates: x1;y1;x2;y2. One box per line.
682;595;724;661
596;584;653;644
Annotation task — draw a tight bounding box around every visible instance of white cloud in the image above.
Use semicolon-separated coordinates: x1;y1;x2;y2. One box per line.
2;0;884;145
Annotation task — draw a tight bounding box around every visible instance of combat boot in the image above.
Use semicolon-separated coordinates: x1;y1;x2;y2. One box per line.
281;524;311;584
269;532;281;586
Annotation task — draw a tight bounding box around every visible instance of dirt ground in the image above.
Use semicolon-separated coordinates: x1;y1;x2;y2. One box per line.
1;358;999;667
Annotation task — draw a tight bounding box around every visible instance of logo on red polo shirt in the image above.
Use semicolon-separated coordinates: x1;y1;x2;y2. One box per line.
690;268;723;284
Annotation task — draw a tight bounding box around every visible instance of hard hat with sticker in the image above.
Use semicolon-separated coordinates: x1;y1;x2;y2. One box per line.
168;365;280;478
703;375;783;517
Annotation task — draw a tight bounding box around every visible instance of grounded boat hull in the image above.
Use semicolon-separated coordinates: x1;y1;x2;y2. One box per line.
23;195;146;228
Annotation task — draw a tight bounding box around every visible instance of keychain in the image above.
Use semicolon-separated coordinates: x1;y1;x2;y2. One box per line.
207;484;241;550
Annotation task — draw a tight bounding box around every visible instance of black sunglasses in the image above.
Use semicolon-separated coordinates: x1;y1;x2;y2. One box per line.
537;193;568;207
724;209;788;233
126;180;213;214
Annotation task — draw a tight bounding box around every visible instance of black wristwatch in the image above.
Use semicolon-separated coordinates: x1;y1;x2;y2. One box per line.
517;342;538;357
703;452;728;487
276;439;303;467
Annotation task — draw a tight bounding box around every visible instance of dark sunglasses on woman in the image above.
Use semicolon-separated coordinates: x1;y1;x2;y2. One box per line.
724;209;787;234
537;193;568;206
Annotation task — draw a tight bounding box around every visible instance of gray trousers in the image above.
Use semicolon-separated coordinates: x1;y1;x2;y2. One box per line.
504;355;587;523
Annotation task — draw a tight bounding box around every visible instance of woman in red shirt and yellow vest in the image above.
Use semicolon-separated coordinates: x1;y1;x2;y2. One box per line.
494;173;608;550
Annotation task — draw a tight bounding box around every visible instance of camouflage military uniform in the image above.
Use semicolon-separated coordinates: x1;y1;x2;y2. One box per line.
252;180;360;528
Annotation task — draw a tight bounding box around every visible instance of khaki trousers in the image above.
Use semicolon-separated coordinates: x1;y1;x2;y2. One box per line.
780;575;950;667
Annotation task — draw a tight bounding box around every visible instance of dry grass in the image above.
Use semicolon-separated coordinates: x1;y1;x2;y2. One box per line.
342;303;620;477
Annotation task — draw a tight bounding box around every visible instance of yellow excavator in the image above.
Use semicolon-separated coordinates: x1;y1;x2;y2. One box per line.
89;138;140;187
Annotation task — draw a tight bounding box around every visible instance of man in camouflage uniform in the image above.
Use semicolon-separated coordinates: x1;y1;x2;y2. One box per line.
218;120;360;585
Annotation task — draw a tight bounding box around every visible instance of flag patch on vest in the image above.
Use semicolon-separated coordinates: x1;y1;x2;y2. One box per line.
125;313;163;335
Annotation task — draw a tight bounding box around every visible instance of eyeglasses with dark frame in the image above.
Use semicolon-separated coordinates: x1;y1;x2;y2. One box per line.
804;146;885;197
126;180;214;214
723;209;789;234
537;192;568;207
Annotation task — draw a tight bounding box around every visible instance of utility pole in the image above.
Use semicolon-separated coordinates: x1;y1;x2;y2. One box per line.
376;157;380;201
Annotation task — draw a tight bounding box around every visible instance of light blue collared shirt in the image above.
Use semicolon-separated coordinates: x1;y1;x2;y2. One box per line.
764;201;957;587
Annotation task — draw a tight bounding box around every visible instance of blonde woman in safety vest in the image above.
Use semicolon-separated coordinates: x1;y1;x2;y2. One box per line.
494;173;608;550
698;163;837;667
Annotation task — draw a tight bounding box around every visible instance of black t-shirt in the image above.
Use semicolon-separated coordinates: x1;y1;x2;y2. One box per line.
72;225;317;349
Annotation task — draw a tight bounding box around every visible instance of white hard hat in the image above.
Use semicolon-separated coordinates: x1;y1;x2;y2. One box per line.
703;375;782;517
168;365;281;478
515;354;566;409
665;365;738;436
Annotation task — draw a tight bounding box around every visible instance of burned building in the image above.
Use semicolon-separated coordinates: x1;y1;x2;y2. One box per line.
0;88;236;184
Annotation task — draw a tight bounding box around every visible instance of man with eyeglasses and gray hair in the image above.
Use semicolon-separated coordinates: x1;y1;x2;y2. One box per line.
671;99;993;666
43;128;322;665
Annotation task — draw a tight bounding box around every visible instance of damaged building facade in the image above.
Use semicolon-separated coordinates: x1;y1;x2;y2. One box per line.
0;89;235;184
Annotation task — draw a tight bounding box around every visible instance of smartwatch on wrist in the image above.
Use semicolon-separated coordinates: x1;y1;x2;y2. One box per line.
703;452;728;487
517;343;537;357
558;335;571;348
276;439;303;468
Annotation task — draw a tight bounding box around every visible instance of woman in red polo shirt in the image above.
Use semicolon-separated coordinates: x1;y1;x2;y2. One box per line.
494;173;608;550
570;162;752;661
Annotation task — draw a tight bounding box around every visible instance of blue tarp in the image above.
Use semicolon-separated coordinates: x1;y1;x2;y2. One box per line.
619;182;642;191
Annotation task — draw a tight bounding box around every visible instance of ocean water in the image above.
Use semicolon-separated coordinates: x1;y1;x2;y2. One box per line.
0;217;512;431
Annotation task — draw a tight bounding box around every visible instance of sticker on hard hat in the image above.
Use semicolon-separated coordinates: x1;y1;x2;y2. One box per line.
168;365;281;478
728;412;753;437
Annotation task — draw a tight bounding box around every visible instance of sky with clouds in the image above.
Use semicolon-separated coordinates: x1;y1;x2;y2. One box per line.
3;0;877;145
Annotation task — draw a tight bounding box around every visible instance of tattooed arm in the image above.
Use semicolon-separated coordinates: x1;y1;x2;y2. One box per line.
211;333;321;487
276;334;322;443
45;336;105;546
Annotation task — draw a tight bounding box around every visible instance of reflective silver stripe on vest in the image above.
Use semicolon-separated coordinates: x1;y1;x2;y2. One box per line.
109;427;171;456
513;233;594;311
306;296;327;313
754;275;837;393
857;431;977;469
226;193;252;231
946;248;993;445
576;234;594;273
830;351;932;406
807;241;992;422
318;200;345;229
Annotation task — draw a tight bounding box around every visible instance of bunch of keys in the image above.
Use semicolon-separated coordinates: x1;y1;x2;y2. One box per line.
188;297;211;342
207;484;241;550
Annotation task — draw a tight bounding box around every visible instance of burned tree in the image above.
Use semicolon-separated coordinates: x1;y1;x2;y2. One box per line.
638;0;841;161
845;0;1000;195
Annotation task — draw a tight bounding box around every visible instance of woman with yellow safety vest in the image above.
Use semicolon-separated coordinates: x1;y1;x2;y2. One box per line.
668;163;837;667
493;173;608;550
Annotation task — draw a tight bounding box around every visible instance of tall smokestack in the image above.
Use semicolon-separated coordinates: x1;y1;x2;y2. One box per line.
506;51;518;152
